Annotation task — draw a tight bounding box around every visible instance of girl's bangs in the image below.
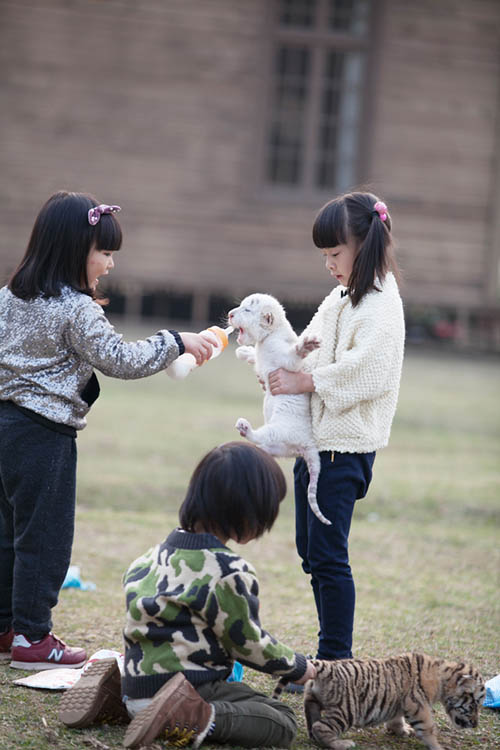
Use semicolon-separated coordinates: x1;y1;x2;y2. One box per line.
94;214;122;252
312;200;347;249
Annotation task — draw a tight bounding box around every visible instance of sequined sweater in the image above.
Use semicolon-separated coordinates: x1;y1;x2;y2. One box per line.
302;273;405;453
0;286;183;430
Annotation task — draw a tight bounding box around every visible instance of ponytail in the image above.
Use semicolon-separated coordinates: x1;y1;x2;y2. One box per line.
349;198;391;306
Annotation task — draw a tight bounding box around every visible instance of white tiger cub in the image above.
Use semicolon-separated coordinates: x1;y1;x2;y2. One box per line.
228;293;330;525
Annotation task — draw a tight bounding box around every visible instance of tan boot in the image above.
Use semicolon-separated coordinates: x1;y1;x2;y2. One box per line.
123;672;215;749
58;658;129;728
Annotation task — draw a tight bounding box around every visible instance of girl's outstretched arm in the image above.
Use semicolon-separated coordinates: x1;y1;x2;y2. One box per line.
66;295;214;378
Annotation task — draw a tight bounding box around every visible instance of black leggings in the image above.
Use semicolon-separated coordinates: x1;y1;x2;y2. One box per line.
0;402;76;639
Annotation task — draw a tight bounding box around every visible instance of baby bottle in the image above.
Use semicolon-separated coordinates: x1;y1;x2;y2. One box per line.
166;325;234;380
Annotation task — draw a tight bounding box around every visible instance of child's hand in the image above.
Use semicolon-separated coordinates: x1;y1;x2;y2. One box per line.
268;368;314;395
295;659;317;684
180;332;215;366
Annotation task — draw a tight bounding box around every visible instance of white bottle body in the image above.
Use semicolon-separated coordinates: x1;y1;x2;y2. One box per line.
166;326;233;380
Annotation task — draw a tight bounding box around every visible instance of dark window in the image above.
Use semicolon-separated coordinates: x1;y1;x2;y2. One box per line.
280;0;317;27
141;290;193;320
267;0;371;193
104;288;126;315
209;294;237;326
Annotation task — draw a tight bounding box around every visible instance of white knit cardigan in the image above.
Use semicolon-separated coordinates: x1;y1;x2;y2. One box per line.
303;272;405;453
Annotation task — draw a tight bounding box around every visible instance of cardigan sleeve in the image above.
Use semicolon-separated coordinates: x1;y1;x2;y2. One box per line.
65;296;181;379
210;570;307;681
312;310;402;412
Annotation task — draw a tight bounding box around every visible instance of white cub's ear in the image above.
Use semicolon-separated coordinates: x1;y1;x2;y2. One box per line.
261;310;274;328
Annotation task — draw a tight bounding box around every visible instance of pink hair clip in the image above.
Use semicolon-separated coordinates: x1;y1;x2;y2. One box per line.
88;204;121;226
373;201;388;222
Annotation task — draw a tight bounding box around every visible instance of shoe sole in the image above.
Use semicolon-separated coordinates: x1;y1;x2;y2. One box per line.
123;672;187;749
58;658;128;728
10;658;87;671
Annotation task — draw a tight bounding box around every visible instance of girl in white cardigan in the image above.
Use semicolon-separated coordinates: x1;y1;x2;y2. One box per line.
268;192;405;672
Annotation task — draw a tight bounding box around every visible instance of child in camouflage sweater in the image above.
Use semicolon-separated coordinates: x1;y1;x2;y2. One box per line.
58;442;315;748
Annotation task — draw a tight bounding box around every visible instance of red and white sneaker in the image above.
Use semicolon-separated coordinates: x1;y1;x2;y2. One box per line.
10;632;87;671
0;628;14;661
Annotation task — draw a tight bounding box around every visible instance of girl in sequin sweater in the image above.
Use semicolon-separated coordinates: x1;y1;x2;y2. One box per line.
0;191;215;670
267;191;405;678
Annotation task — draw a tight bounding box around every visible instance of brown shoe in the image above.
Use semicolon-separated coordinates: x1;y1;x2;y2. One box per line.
58;658;129;728
123;672;215;749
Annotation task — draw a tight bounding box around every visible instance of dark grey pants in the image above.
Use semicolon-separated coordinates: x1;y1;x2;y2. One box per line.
0;402;77;639
196;679;297;748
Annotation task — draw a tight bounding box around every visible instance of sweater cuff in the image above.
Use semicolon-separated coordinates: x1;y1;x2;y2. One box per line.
285;652;308;682
169;330;185;356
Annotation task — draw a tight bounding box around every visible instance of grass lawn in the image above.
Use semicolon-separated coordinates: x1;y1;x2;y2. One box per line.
0;335;499;749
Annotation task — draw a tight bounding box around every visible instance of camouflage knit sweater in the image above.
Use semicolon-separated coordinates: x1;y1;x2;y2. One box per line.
122;528;307;699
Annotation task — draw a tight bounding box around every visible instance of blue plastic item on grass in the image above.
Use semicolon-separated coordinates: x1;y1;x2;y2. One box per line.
484;674;500;709
61;565;96;591
227;661;244;682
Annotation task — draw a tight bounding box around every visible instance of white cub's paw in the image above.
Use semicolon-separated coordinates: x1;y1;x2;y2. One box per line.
235;418;251;437
296;335;321;358
235;346;256;364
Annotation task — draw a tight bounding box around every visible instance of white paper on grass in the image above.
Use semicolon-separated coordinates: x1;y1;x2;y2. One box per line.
12;649;123;690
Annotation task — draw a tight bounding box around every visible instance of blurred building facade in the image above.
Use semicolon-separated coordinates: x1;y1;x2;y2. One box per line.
1;0;499;348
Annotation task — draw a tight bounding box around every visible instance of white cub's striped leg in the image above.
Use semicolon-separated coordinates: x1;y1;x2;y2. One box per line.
304;450;331;526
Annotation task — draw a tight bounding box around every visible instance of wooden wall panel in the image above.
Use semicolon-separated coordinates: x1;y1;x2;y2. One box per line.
368;0;500;308
0;0;499;317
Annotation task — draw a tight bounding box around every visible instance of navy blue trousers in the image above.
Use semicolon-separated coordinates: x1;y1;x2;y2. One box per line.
294;450;375;660
0;402;77;639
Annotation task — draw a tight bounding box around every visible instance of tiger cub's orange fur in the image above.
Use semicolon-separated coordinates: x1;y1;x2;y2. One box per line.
277;652;485;750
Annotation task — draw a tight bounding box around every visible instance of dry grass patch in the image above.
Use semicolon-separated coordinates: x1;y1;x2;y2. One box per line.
0;345;499;749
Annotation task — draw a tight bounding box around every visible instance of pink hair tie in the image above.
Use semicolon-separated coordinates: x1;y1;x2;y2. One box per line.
373;201;388;222
88;204;121;226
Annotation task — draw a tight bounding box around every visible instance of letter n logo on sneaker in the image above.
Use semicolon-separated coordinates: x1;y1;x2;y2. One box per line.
48;647;64;662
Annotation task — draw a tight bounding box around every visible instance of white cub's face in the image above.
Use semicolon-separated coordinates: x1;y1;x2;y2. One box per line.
228;293;286;346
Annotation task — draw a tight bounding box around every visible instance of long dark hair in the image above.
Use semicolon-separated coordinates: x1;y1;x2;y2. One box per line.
9;191;122;300
179;442;287;543
312;191;399;306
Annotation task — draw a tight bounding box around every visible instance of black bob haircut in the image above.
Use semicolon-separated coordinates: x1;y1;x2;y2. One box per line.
179;442;287;543
9;191;122;300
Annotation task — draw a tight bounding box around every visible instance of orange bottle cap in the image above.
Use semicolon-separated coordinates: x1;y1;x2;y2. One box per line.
207;326;229;348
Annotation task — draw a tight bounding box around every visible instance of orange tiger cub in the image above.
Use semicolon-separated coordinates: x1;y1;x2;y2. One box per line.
276;652;485;750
